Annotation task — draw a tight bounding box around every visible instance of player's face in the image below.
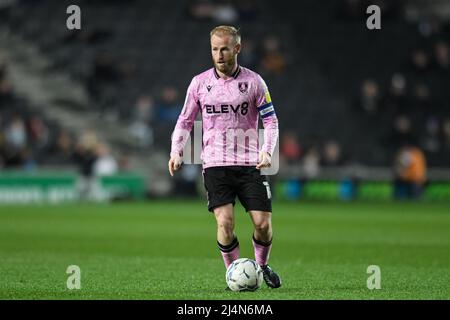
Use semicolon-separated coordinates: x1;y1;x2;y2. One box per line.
211;34;241;75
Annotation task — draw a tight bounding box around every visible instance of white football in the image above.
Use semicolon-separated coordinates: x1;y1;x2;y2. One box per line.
225;258;263;292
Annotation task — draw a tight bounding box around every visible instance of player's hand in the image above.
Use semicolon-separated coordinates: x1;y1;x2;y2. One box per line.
168;154;183;176
256;151;271;170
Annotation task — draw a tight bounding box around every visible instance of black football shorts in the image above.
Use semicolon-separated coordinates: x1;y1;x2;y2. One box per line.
202;166;272;213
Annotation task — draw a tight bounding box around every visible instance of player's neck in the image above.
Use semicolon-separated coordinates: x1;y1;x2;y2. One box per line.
215;63;239;80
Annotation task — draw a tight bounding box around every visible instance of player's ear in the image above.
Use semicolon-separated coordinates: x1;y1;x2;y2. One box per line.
235;43;241;55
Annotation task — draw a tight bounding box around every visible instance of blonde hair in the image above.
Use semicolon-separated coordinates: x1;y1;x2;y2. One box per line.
210;26;241;45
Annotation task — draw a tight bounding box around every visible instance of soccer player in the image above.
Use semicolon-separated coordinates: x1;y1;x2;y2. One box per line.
168;26;281;289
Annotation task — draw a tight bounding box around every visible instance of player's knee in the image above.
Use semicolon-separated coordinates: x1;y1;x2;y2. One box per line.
217;218;234;234
214;211;234;233
254;215;272;235
255;222;271;235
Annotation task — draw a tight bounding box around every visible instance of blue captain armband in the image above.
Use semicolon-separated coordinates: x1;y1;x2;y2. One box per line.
258;102;276;118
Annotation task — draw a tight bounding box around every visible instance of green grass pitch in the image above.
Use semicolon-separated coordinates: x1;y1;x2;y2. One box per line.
0;200;449;299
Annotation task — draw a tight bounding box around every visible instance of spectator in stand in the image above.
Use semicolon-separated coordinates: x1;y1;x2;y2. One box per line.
240;39;258;71
93;143;118;177
390;115;416;147
384;73;409;116
188;0;215;21
434;40;450;73
4;114;26;151
47;129;74;165
73;129;99;200
280;131;302;165
155;86;182;122
212;2;239;24
3;114;27;167
357;78;381;115
28;115;50;151
302;146;321;179
188;0;239;24
321;141;343;167
410;49;431;74
393;144;427;199
134;94;155;124
417;16;442;38
129;94;154;149
0;57;76;169
260;36;285;75
420;116;441;158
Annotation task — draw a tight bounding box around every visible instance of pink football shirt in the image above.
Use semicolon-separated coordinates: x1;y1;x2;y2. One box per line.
170;66;278;169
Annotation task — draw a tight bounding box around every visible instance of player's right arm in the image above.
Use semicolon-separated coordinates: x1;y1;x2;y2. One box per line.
169;77;200;176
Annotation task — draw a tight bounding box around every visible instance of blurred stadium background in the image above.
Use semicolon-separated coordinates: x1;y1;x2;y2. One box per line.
1;0;450;300
0;0;449;203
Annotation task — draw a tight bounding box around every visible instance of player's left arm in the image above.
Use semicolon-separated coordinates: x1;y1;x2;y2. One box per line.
255;75;279;169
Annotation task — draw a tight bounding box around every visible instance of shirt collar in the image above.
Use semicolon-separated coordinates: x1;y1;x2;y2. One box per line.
213;65;241;80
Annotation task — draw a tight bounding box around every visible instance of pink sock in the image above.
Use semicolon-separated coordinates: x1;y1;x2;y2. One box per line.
218;237;240;269
252;235;272;266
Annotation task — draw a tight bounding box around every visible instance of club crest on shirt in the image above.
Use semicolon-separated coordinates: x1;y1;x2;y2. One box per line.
238;82;248;94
